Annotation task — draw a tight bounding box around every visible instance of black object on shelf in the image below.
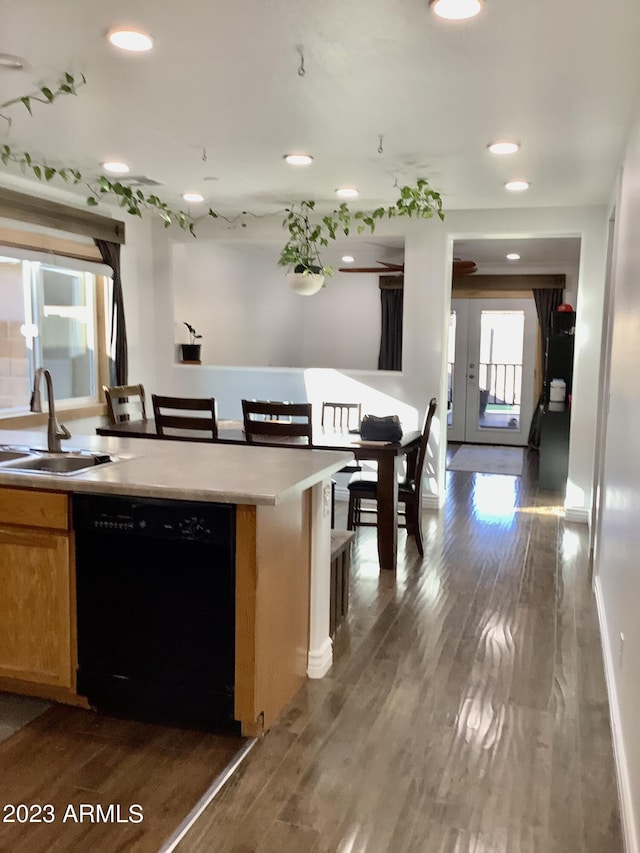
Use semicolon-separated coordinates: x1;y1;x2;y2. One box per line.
550;309;576;335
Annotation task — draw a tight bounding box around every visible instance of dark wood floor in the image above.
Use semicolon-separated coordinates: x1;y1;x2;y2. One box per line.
0;705;244;853
177;450;623;852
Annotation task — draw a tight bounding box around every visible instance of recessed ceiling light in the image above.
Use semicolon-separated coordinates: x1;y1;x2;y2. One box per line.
336;187;359;199
182;192;205;203
0;54;25;70
505;180;530;192
107;29;154;52
488;141;520;155
429;0;483;20
341;255;355;263
102;161;130;175
284;154;313;166
506;253;520;260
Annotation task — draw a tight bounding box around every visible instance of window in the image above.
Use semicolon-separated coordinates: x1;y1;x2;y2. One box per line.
0;252;111;413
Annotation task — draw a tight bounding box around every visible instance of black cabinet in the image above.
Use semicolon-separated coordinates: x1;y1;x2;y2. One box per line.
538;310;575;490
538;409;571;491
544;311;575;405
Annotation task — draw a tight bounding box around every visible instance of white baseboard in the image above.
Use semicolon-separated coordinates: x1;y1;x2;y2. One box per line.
422;492;443;510
564;506;590;524
307;636;333;679
594;577;638;853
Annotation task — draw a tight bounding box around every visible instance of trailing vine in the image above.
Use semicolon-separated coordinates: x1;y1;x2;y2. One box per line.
0;71;446;267
0;72;86;126
0;71;197;234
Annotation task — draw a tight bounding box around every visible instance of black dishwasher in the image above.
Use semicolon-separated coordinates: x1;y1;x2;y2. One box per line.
73;494;237;731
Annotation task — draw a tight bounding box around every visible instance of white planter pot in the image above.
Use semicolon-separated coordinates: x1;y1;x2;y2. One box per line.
287;271;325;296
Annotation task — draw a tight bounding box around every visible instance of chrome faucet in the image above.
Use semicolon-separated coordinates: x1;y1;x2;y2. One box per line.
30;368;72;453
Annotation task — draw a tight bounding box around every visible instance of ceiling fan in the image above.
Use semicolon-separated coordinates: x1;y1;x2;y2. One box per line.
337;258;478;275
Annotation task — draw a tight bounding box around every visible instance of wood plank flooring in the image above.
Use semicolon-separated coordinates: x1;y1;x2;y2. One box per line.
0;705;244;853
177;451;623;852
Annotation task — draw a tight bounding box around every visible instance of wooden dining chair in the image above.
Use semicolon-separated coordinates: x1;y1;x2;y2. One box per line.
347;398;437;556
321;401;363;482
321;401;362;432
103;384;147;426
151;395;218;439
241;400;313;445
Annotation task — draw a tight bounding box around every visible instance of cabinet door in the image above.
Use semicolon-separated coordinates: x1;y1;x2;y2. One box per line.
0;526;72;688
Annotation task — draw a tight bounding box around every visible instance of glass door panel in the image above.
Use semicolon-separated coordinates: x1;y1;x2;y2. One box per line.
449;298;537;446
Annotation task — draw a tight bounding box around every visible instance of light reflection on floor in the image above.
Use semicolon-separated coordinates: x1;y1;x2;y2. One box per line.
471;473;518;525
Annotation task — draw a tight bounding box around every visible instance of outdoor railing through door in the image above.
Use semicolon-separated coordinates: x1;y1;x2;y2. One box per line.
479;362;522;406
448;361;523;408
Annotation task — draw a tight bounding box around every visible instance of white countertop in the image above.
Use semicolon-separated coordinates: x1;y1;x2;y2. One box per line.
0;430;353;506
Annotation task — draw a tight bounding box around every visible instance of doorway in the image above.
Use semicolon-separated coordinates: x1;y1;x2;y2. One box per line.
448;298;537;446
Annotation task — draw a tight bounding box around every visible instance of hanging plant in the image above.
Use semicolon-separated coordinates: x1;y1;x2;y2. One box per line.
277;179;444;280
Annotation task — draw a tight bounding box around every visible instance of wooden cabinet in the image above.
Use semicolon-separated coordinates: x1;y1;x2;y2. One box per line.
0;488;76;696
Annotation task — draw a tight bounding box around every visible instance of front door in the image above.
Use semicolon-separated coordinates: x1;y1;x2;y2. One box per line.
448;298;537;446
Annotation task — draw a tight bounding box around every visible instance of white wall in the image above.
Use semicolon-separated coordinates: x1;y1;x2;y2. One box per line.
594;105;640;851
171;240;384;370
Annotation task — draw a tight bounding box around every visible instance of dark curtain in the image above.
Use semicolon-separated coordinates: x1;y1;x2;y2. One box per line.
378;287;403;371
95;239;128;386
527;288;563;449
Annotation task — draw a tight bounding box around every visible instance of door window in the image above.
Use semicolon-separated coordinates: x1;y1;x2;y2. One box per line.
449;298;536;446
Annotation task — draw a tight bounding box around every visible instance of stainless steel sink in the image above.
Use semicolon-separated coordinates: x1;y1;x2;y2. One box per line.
0;449;33;463
0;449;115;476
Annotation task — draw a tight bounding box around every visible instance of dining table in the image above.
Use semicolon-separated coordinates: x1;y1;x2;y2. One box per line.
95;419;422;572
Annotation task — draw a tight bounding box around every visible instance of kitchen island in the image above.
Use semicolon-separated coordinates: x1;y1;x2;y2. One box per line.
0;430;352;736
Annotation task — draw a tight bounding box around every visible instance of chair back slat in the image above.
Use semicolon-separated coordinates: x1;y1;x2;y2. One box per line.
321;402;362;431
242;399;313;445
103;384;147;425
152;394;218;439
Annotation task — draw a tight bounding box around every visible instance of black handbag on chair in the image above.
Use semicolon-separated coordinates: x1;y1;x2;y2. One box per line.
359;414;403;442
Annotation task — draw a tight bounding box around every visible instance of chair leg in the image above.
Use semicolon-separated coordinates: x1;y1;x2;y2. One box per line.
408;497;424;556
347;493;356;530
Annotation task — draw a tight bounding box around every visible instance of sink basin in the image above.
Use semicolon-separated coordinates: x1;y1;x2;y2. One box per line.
0;449;33;463
0;451;115;476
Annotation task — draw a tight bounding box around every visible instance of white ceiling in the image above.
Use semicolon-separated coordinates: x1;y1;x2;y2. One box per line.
453;236;582;270
2;0;640;229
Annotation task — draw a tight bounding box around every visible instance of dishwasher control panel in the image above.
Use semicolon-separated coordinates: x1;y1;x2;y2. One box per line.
73;494;235;545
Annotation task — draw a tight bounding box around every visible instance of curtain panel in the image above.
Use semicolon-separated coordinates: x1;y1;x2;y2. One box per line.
377;279;403;371
95;239;128;386
527;288;563;449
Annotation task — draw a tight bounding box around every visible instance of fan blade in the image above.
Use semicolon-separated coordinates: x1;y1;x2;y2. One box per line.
338;267;404;274
376;261;404;270
452;259;478;275
338;260;405;274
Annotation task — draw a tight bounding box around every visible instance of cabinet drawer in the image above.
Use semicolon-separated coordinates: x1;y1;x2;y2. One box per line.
0;488;69;530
